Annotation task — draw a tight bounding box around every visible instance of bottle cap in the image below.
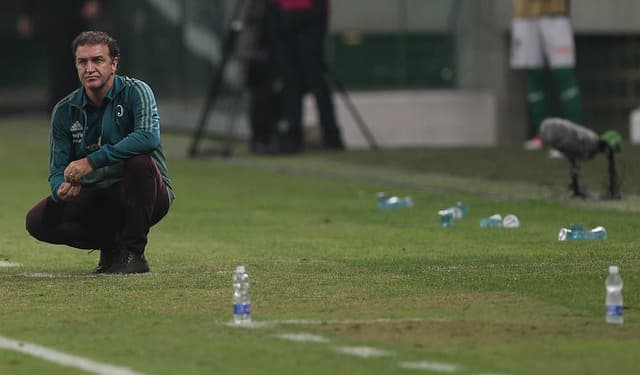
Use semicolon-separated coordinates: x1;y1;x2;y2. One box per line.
609;265;619;274
236;265;246;273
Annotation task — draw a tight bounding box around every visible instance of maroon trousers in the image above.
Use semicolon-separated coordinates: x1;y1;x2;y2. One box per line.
26;155;170;254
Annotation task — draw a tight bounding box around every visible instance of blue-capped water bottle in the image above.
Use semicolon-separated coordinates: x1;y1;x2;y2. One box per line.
233;265;251;325
586;226;607;240
605;265;623;324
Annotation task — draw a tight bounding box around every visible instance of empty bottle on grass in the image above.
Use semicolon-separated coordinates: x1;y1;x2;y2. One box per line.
376;192;413;209
233;265;251;325
456;202;469;218
502;214;520;228
444;202;469;219
438;209;454;228
605;265;623;324
586;226;607;240
480;214;503;228
558;223;584;240
438;202;469;228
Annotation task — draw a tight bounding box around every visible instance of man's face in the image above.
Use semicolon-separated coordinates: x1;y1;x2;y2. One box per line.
75;44;118;92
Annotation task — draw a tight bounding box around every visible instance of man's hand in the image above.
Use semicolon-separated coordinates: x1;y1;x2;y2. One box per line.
57;182;82;201
64;158;94;183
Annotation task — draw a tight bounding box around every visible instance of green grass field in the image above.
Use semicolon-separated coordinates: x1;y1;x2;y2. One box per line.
1;118;638;374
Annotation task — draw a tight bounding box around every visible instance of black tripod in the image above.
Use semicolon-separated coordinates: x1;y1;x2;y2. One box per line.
188;0;255;157
567;143;621;200
188;0;379;158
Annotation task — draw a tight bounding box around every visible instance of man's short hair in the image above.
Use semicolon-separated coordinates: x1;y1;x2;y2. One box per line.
72;31;120;61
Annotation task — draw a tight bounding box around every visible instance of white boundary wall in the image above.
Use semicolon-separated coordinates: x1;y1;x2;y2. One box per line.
306;90;497;148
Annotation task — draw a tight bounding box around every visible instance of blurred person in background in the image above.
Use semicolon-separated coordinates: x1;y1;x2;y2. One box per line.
17;0;103;111
270;0;344;153
510;0;582;150
25;31;175;274
245;0;284;154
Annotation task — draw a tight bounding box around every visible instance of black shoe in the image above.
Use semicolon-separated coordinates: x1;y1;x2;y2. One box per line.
105;252;150;274
274;131;304;154
322;138;345;150
91;249;120;274
249;141;277;155
322;133;345;150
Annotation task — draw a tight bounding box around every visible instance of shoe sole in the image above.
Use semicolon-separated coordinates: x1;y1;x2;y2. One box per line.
103;263;150;274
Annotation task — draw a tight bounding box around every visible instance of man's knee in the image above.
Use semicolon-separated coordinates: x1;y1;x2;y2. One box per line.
125;155;154;170
124;155;156;179
25;202;46;241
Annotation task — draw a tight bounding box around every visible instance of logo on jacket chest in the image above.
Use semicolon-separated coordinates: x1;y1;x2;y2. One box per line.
70;121;83;144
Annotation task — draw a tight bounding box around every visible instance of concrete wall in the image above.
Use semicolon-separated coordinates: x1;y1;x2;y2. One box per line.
305;90;497;148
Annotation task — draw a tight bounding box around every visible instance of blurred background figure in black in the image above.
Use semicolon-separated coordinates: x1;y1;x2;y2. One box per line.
16;0;102;111
270;0;344;153
244;0;284;155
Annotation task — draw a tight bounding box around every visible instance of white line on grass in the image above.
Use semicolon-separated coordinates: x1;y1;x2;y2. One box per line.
273;333;330;343
0;261;21;267
274;318;432;325
398;360;459;372
0;335;146;375
20;272;98;279
334;346;394;358
221;317;436;328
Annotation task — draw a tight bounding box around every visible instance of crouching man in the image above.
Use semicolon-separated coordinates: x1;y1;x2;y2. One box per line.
26;31;175;274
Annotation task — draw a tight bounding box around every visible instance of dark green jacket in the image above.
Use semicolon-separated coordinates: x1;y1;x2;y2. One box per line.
48;75;174;203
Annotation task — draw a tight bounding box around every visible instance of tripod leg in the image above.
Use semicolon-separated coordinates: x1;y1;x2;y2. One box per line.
569;158;586;198
328;74;380;151
220;91;244;157
188;0;249;158
605;148;621;200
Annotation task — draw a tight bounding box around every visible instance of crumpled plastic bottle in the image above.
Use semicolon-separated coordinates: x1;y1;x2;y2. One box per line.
586;226;607;240
480;214;503;228
502;214;520;228
377;192;413;209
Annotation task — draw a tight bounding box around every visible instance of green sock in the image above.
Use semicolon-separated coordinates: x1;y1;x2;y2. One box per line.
552;67;583;124
526;69;548;137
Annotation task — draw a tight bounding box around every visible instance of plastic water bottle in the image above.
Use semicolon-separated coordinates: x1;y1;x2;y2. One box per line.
502;214;520;228
558;223;585;241
558;228;582;240
376;192;389;208
455;202;469;218
570;223;585;239
442;202;468;219
586;226;607;240
438;209;454;228
480;214;503;228
376;192;413;209
233;265;251;325
605;265;623;324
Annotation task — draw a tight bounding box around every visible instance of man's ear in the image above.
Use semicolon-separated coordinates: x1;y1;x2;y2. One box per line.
112;56;119;73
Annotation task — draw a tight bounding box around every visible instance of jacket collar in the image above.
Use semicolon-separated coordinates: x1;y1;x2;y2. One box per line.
69;75;125;108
